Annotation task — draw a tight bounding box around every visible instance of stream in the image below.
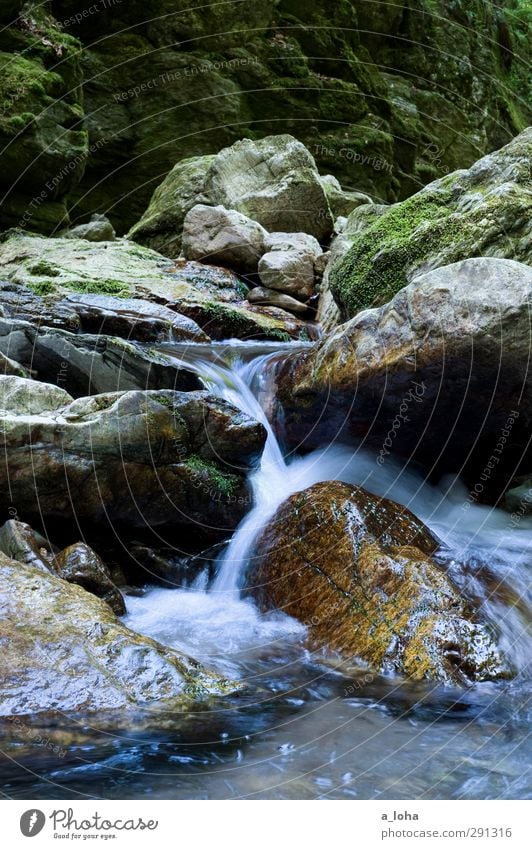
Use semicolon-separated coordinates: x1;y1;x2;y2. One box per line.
1;340;531;800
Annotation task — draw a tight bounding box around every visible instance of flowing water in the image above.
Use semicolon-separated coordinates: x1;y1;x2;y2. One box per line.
1;340;531;800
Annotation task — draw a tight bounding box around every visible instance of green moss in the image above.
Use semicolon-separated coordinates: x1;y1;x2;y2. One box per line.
29;260;60;277
186;454;239;497
62;279;130;297
330;190;456;316
26;279;55;295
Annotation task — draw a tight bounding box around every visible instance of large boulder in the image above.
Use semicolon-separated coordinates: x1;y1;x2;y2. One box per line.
0;552;237;715
204;136;334;241
249;482;511;685
60;294;209;344
275;257;532;502
129;135;334;254
0;377;266;538
0;231;310;341
182;205;268;273
329;129;532;319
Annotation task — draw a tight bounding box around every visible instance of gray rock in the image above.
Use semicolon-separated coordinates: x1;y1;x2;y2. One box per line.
54;542;125;615
0;379;266;536
61;293;210;343
64;214;116;242
0;552;238;716
259;231;323;299
182;204;268;273
0;281;80;332
0;317;200;397
0;520;57;575
264;231;322;258
330;128;532;318
276;257;532;501
247;286;309;315
129;134;334;254
258;249;316;299
319;174;373;219
0;233;309;342
205;135;334;241
0;373;73;413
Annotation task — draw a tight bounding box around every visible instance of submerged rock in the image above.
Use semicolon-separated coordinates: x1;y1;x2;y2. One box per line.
0;553;237;715
330;128;532;319
276;257;532;501
249;482;511;685
0;378;266;538
182;204;268;273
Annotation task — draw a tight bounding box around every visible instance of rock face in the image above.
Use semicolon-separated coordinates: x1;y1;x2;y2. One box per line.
275;258;532;502
329;129;532;319
0;231;310;341
0;378;266;538
130;135;334;254
182;204;268;273
249;482;511;685
0;552;236;715
2;1;527;233
0;2;87;233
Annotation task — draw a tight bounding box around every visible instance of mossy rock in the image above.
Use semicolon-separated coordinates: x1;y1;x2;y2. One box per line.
330;127;532;318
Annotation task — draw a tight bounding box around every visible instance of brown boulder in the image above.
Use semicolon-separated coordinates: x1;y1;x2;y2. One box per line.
249;481;511;685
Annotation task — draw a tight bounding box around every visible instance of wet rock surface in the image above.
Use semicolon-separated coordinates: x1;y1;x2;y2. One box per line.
0;553;237;716
54;543;126;616
0;318;200;397
0;378;267;538
275;257;532;501
249;481;512;685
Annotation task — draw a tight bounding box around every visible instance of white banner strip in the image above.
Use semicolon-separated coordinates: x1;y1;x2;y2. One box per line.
2;799;529;848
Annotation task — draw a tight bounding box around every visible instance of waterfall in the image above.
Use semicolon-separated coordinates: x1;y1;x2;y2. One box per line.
127;340;532;677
